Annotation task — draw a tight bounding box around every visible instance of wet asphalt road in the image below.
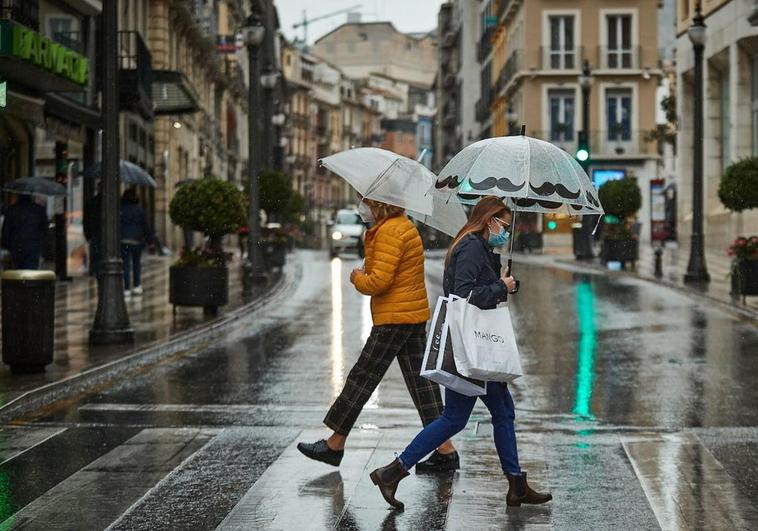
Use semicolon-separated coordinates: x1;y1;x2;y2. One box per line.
1;249;757;530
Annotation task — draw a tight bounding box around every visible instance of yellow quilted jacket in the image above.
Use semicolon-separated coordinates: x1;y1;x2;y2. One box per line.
352;215;430;326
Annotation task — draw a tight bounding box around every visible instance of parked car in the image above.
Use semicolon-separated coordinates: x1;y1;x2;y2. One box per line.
328;209;365;258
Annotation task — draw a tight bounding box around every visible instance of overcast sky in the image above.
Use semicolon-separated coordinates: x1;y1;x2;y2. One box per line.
277;0;446;45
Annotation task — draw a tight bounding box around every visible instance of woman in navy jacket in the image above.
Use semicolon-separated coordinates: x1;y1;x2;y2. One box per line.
369;195;552;510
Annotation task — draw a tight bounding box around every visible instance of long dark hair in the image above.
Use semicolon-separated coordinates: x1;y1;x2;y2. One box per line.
445;195;511;265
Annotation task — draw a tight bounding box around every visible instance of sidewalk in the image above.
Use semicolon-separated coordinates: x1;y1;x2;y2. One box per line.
539;234;758;317
0;253;283;410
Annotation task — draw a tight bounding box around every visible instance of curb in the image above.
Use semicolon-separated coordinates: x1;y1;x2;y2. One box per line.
0;259;301;423
549;257;758;321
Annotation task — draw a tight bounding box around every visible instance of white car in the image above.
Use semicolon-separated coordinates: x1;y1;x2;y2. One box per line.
329;209;365;258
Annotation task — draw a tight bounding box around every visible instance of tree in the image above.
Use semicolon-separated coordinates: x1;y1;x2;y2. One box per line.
259;170;306;223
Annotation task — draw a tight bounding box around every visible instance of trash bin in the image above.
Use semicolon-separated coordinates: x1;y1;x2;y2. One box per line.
1;270;56;374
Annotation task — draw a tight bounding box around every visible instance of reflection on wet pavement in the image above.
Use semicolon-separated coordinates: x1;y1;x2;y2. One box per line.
0;250;757;529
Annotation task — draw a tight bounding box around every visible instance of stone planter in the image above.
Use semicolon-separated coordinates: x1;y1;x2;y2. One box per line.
731;259;758;298
169;266;229;315
601;238;639;264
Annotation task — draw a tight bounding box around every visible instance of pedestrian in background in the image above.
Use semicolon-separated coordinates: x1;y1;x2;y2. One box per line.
370;196;552;510
120;189;153;297
0;194;49;270
297;196;458;472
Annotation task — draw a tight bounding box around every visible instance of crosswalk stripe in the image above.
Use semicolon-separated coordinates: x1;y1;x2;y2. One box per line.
623;432;758;531
0;427;67;466
217;429;381;530
1;428;214;530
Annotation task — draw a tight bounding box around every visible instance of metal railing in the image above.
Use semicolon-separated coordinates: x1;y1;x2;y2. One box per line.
540;46;584;71
1;0;38;30
597;46;641;70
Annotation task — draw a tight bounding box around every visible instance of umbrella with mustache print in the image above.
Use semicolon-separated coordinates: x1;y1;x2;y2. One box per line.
433;126;604;273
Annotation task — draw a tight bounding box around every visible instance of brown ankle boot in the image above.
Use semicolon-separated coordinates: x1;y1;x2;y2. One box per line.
506;472;552;507
370;458;410;510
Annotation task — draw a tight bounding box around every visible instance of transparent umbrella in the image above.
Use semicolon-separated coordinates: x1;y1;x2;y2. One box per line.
435;132;604;271
319;148;434;215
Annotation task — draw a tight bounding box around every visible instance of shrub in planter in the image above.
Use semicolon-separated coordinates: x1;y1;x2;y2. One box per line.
727;235;758;298
168;178;246;312
718;158;758;213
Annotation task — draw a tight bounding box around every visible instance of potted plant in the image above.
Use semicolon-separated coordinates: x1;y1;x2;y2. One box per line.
598;177;642;266
727;236;758;300
168;177;246;315
719;158;758;300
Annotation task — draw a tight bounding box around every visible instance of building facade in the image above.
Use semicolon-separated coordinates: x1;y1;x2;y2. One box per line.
675;0;758;254
479;0;663;239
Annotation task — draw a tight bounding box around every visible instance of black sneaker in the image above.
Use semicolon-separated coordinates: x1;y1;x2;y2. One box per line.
297;439;344;467
415;450;460;473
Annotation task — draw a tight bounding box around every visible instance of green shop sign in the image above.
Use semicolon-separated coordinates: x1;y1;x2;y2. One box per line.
0;20;89;86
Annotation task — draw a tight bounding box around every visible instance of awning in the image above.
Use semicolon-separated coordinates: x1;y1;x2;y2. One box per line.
152;70;200;115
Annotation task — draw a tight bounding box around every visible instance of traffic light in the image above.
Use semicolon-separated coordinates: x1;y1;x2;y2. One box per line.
575;131;590;163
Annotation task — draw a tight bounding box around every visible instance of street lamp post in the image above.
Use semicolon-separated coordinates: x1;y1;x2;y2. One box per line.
90;0;134;345
261;67;280;170
684;5;710;283
576;60;595;260
243;13;268;296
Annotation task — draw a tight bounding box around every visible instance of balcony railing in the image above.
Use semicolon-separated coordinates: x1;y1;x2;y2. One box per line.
477;28;494;63
1;0;39;30
117;31;154;119
531;129;657;157
540;46;584;71
597;46;641;70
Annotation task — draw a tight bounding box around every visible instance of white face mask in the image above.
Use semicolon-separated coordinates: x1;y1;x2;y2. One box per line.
358;201;375;223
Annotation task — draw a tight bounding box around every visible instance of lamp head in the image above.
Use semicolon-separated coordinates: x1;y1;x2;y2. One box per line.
243;13;265;47
688;6;706;47
578;60;593;89
261;68;281;89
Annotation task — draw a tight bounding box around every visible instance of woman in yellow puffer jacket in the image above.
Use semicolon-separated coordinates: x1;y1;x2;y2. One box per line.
297;198;458;471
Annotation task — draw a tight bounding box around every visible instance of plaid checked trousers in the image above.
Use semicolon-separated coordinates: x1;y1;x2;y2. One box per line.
324;323;444;436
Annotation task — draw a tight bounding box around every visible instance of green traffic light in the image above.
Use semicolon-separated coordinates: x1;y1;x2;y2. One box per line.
576;148;589;162
547;220;558;230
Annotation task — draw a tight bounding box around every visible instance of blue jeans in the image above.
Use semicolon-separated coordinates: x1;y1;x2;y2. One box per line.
121;243;143;289
398;382;521;475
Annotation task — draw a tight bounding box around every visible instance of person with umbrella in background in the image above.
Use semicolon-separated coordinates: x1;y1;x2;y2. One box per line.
369;196;552;510
1;193;49;270
120;189;154;297
297;148;463;472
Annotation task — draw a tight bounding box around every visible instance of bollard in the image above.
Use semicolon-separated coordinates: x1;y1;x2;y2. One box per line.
654;247;663;278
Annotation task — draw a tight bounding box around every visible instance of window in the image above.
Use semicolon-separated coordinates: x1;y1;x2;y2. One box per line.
548;16;575;69
606;14;633;69
548;89;575;141
606;89;632;141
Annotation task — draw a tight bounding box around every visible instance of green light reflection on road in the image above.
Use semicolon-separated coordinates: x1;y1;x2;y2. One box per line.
573;280;597;420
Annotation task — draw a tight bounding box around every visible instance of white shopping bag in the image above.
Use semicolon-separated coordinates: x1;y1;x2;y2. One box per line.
421;296;487;397
446;297;523;382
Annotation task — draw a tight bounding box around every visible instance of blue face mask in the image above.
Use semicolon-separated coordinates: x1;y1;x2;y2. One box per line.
488;223;511;248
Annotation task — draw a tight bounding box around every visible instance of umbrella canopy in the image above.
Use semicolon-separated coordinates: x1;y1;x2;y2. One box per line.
4;177;66;197
407;188;468;237
435;135;603;216
83;160;157;188
319;148;435;216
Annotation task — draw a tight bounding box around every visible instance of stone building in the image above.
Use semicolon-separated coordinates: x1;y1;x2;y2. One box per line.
675;0;758;253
